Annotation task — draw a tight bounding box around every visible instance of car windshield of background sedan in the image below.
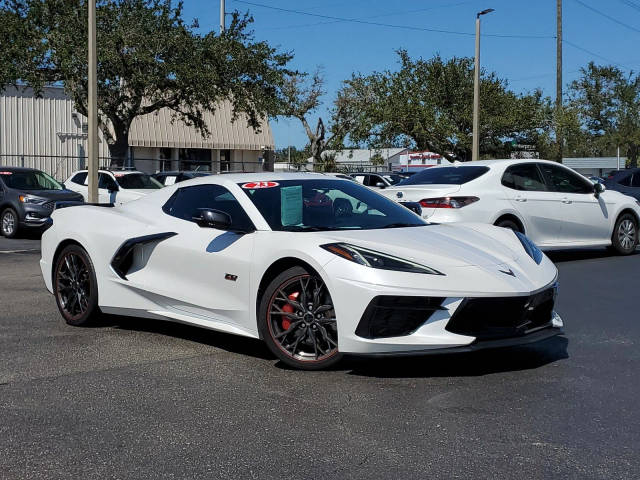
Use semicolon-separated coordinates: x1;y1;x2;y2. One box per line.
115;173;162;189
397;166;489;186
239;179;427;231
0;171;63;190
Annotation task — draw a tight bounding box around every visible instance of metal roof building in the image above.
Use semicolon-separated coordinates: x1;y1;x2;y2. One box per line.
1;85;275;179
562;157;626;176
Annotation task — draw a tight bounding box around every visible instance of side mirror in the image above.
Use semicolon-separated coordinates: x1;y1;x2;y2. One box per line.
594;182;605;197
375;182;386;189
194;208;232;230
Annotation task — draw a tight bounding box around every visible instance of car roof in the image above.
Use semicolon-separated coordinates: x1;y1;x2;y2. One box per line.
0;166;40;173
72;169;144;175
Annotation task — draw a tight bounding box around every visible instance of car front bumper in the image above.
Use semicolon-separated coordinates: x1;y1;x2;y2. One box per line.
323;258;562;355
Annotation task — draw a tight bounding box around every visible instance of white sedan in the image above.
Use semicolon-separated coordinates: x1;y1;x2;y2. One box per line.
64;169;162;204
40;173;562;370
380;159;640;255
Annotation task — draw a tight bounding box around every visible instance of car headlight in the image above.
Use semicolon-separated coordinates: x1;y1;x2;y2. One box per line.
514;231;543;264
19;195;46;205
321;243;444;275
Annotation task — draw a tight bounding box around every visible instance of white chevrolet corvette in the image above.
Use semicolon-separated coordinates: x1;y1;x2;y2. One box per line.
40;173;563;370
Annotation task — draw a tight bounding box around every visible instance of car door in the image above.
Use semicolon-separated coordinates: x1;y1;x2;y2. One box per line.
501;163;563;246
538;163;611;244
140;184;256;333
68;172;89;200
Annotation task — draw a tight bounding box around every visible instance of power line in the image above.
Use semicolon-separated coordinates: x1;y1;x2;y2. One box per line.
261;1;477;32
573;0;640;34
563;39;628;66
618;0;640;13
232;0;556;39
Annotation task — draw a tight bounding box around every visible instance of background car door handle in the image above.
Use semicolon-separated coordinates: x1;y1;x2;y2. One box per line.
562;197;572;204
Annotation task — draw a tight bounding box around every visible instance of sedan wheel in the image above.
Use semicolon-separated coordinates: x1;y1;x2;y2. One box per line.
259;266;342;370
612;213;638;255
54;245;100;326
1;208;18;238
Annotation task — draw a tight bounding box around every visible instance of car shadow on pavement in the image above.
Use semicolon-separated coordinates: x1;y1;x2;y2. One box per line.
342;336;569;379
101;315;275;361
546;248;638;263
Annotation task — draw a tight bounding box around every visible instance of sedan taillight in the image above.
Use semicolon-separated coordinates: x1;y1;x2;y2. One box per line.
419;197;479;209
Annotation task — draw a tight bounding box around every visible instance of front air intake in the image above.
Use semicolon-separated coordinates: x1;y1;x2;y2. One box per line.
355;296;446;339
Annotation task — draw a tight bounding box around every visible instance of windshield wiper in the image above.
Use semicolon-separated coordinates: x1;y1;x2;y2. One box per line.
379;222;425;229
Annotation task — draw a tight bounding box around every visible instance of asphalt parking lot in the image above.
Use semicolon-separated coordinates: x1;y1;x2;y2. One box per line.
1;237;639;479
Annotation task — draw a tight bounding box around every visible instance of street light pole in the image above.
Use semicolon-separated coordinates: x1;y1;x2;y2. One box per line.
220;0;225;34
87;0;98;203
472;8;494;161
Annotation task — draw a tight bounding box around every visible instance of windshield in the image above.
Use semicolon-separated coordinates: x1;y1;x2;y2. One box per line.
239;179;426;231
397;166;489;185
115;173;162;189
0;170;63;190
383;174;404;185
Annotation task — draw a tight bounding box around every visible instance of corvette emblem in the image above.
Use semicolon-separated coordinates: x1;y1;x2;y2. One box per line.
499;268;516;277
396;192;403;199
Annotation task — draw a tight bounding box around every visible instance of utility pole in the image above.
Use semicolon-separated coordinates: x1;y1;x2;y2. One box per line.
87;0;98;203
472;8;494;161
220;0;225;34
556;0;563;162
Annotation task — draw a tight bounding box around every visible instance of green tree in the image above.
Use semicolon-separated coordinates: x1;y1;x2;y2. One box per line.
569;62;640;167
337;50;549;161
0;0;291;161
280;69;353;170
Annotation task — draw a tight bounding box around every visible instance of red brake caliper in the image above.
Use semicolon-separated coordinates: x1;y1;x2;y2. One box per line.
281;292;299;330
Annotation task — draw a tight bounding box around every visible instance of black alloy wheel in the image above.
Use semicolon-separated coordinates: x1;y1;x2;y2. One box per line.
1;208;18;238
54;244;100;326
259;266;341;370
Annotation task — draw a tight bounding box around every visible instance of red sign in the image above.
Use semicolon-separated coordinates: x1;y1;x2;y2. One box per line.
241;181;279;189
0;172;12;175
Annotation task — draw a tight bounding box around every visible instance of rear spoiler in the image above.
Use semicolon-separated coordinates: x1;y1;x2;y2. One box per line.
54;201;114;210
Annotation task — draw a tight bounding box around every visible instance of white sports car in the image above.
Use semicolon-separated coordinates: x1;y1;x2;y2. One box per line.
40;173;563;370
380;160;640;254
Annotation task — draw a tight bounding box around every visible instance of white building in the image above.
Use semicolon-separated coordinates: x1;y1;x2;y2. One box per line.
290;148;409;172
562;157;626;177
0;85;275;179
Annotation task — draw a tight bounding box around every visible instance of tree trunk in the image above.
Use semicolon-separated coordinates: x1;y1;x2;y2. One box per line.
107;122;130;168
628;143;638;169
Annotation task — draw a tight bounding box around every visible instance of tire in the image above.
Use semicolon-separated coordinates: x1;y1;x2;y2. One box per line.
495;217;522;233
53;244;101;326
1;208;19;238
611;213;638;255
258;266;342;370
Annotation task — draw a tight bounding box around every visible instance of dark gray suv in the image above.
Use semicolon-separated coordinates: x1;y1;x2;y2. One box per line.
0;167;84;238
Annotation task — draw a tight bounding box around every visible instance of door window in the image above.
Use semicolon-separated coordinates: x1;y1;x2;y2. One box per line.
71;172;88;185
539;164;593;194
618;175;632;187
501;164;547;191
98;173;118;191
631;174;640;188
163;184;255;232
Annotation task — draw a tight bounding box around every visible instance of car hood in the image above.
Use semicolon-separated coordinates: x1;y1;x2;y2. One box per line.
19;189;84;202
379;184;461;202
318;223;524;269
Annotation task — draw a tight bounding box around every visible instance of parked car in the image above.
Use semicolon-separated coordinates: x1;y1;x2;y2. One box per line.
65;169;162;204
351;172;405;189
321;172;357;181
40;173;562;370
379;159;640;255
605;168;640;201
0;167;84;238
152;170;212;186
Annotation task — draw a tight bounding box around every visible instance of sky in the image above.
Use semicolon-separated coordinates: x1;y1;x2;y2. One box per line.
181;0;640;149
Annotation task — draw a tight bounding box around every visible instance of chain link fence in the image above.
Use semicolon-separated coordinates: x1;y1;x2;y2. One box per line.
1;154;274;181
